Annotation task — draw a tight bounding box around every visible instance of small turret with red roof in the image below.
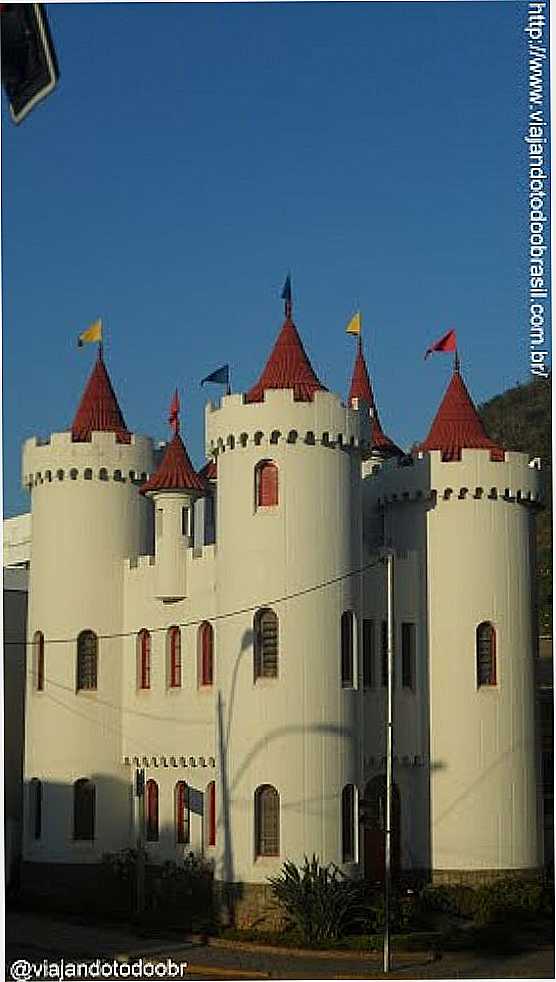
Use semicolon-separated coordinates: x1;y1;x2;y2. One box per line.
348;338;402;458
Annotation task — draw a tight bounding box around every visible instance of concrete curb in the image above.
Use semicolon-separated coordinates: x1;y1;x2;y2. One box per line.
207;938;437;963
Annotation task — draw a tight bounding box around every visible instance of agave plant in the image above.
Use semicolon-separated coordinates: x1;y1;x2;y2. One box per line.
268;854;365;944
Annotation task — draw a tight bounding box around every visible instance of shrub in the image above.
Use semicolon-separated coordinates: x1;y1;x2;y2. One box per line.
268;855;366;945
473;877;551;925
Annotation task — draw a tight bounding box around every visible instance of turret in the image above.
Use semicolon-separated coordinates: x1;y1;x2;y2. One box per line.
205;288;370;902
348;337;402;462
363;361;543;879
22;350;154;860
140;392;206;601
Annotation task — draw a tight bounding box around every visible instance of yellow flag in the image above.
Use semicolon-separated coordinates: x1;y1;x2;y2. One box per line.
345;311;361;336
78;319;102;347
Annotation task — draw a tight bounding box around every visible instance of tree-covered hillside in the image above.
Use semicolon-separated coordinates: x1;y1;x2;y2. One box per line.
479;377;552;635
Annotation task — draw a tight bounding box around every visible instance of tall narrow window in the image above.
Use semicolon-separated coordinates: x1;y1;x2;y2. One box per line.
206;781;216;847
254;608;278;679
73;779;95;840
146;779;159;841
168;627;182;688
30;778;42;840
341;784;356;862
198;621;214;686
175;781;190;844
341;611;355;688
256;460;278;507
137;629;151;690
255;785;280;857
33;631;45;691
401;623;416;689
362;620;374;689
381;621;388;687
77;631;98;691
476;622;496;686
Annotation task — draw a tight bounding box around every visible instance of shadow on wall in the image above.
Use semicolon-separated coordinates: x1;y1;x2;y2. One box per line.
17;773;214;925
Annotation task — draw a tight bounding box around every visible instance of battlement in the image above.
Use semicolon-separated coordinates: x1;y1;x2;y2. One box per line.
22;431;155;490
205;388;371;456
364;448;543;507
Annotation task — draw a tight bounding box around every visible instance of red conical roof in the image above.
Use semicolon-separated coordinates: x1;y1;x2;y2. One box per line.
419;368;505;461
199;458;217;481
348;342;402;457
245;317;326;403
140;433;207;495
71;352;131;443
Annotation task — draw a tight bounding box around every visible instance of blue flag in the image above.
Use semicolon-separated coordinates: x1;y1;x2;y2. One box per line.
201;364;230;386
281;274;292;303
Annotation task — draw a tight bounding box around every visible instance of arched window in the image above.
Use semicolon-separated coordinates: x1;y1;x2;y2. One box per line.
137;629;151;690
198;622;214;686
206;781;216;847
30;778;42;840
254;608;278;679
168;627;181;688
255;460;278;507
341;611;355;688
255;785;280;857
73;779;95;840
76;631;98;691
146;780;159;841
175;781;190;844
477;622;496;686
33;631;45;691
341;784;356;862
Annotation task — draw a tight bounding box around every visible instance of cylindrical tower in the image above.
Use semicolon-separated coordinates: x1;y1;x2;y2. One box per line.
367;365;543;879
205;311;371;907
22;353;154;867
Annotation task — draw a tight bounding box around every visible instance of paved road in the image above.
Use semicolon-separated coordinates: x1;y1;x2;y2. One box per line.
5;912;554;980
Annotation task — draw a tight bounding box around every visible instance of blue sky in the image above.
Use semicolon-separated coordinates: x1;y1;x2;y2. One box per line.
2;1;544;516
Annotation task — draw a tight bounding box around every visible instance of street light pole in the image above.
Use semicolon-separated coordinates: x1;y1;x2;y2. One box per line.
134;767;146;917
383;548;395;974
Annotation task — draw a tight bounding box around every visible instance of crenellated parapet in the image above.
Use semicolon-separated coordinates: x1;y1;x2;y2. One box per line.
22;430;155;489
205;388;371;457
364;448;543;508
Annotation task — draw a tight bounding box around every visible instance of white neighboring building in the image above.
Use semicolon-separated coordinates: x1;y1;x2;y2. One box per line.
14;302;543;922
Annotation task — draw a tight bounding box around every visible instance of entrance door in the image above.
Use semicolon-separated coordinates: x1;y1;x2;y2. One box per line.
361;776;400;883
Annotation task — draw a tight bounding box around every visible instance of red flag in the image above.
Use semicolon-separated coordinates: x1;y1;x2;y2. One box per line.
169;389;180;434
424;329;457;360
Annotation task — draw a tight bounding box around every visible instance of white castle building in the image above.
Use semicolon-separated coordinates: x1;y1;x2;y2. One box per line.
16;301;544;920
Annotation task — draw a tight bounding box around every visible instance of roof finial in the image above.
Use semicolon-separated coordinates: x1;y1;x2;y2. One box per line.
454;349;461;374
168;389;180;436
281;272;292;319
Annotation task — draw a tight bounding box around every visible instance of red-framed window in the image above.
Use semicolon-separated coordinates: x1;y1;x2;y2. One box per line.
198;622;214;686
34;631;45;691
175;781;190;844
206;781;216;846
146;779;159;841
138;629;151;689
476;622;497;686
255;460;278;507
255;785;280;857
168;626;182;688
